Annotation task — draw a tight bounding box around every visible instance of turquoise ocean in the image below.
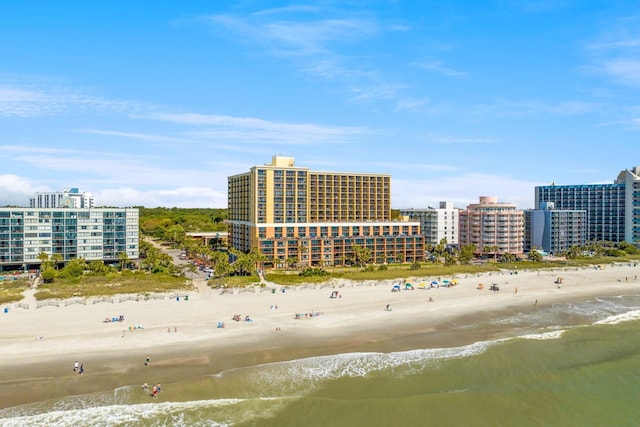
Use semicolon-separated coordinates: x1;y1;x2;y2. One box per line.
2;293;640;427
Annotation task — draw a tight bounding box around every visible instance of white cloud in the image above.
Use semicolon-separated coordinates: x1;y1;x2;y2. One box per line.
200;10;413;107
393;173;541;210
0;77;148;117
206;12;377;57
143;112;369;144
427;136;499;144
96;187;227;208
597;59;640;87
415;60;467;78
472;98;600;118
0;174;50;206
74;129;187;143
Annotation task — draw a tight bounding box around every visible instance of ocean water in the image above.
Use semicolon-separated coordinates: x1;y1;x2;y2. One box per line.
2;294;640;427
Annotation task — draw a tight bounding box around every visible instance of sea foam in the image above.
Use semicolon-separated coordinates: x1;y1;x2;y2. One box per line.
0;398;244;427
594;309;640;325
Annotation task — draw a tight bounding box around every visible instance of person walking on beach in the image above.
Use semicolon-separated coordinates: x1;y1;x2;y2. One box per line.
79;363;84;374
74;360;79;372
145;355;151;366
152;384;158;398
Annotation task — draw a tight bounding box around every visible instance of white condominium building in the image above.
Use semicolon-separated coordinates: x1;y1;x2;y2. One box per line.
30;188;95;209
0;207;139;269
400;201;459;246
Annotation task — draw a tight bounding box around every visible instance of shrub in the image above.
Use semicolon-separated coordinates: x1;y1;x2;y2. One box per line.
40;268;56;283
299;267;328;277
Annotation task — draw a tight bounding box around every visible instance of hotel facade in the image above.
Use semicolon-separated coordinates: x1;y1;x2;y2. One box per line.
524;202;587;255
227;156;425;268
0;207;139;270
458;196;524;257
535;166;640;245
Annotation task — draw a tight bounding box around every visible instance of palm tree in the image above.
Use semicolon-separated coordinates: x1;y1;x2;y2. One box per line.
37;252;54;271
286;256;297;270
352;245;371;267
249;248;268;272
118;251;130;271
51;253;63;270
297;241;308;268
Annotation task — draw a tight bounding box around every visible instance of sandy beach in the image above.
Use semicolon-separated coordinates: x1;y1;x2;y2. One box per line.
1;262;640;410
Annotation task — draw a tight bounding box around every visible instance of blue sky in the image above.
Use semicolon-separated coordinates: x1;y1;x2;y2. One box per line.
1;1;638;210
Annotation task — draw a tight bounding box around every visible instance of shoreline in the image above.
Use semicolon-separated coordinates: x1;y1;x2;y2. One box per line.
1;263;640;410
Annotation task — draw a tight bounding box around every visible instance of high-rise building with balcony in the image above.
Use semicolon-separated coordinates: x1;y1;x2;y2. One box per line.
535;166;640;245
524;202;587;254
618;167;640;245
459;196;524;257
227;156;425;268
0;207;139;270
400;202;459;247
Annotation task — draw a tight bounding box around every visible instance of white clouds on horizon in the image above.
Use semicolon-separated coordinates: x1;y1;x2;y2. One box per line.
2;167;543;210
95;186;227;208
393;173;542;210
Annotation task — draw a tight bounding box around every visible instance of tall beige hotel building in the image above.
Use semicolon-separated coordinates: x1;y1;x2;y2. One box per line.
227;156;425;268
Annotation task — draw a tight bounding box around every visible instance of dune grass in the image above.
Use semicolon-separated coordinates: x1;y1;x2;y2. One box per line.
5;255;637;301
0;278;30;304
264;256;640;286
208;274;260;288
34;271;194;300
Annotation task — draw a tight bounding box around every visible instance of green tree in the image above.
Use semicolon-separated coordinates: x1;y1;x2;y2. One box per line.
165;224;186;247
234;253;254;276
51;253;63;270
118;251;130;271
352;245;371;267
40;268;56;283
87;260;110;274
59;258;86;278
297;242;309;268
501;252;516;263
214;257;233;278
528;250;543;262
434;238;447;258
458;244;476;265
618;241;640;255
37;252;54;271
248;247;267;272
